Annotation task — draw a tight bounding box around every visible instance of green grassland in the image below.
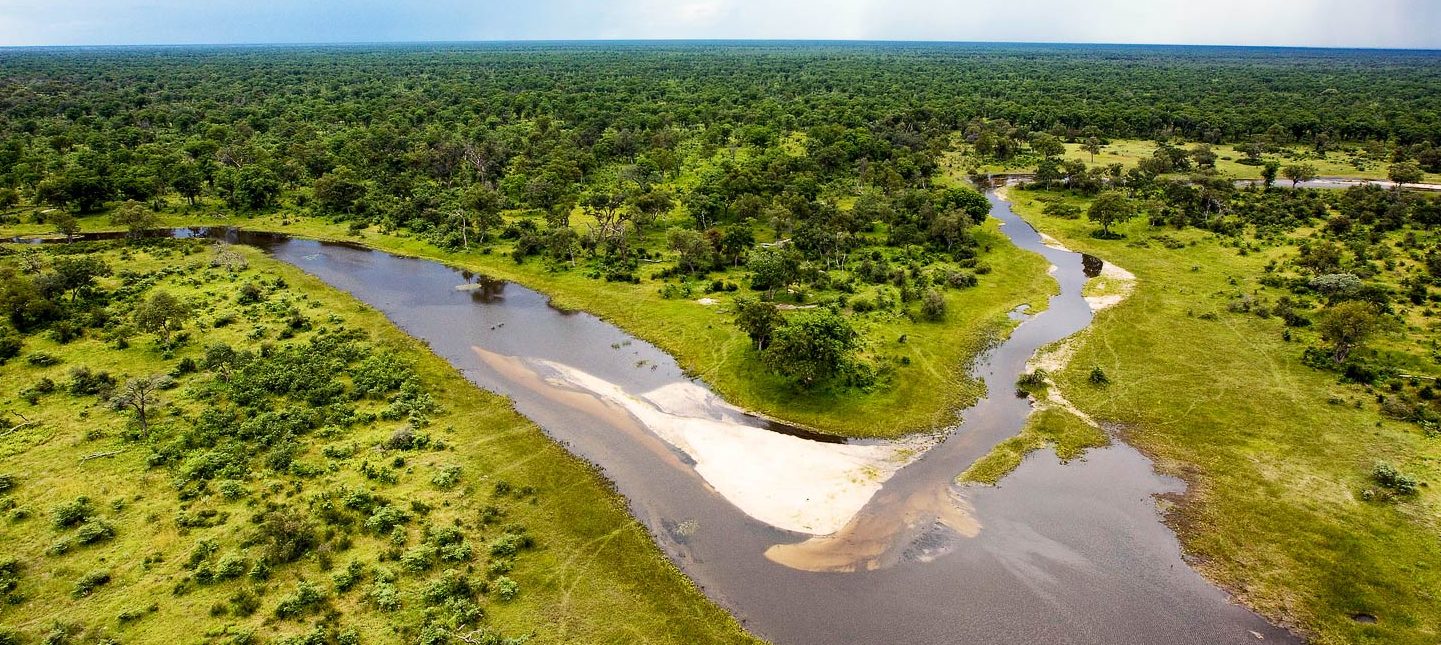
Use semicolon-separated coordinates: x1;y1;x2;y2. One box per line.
0;241;754;644
959;138;1441;184
0;200;1056;439
1002;188;1441;645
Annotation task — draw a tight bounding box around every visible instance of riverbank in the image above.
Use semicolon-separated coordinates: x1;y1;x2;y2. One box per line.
1004;188;1441;644
1;208;1055;439
0;241;756;644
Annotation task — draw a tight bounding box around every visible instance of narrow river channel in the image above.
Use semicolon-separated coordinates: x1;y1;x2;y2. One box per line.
51;190;1297;643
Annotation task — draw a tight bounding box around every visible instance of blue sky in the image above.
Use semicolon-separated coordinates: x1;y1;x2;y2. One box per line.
1;0;1438;48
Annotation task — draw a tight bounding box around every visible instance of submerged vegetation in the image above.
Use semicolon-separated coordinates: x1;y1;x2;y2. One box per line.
0;240;752;644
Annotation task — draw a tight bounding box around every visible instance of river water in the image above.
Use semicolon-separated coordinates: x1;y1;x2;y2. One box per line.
27;192;1296;643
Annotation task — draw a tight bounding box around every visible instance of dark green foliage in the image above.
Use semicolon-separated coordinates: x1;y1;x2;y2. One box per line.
273;580;325;619
51;496;94;529
71;570;111;598
1371;462;1419;496
762;310;865;388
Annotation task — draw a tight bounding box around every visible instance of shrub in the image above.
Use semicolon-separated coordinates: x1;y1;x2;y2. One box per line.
920;289;947;321
1372;462;1419;495
72;570;112;598
0;331;20;364
493;576;520;601
273;580;325;619
1089;366;1110;385
365;505;410;534
332;560;365;593
215;554;248;580
52;496;94;529
368;582;401;611
431;465;462;490
75;519;116;545
27;352;60;366
229;589;261;616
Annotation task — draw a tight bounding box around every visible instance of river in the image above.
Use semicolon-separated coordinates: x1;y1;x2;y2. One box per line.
22;191;1297;643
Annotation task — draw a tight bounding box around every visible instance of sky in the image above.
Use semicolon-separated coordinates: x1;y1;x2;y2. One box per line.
0;0;1438;49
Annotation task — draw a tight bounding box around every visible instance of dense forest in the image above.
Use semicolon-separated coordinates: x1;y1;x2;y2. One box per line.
3;41;1441;645
2;42;1439;394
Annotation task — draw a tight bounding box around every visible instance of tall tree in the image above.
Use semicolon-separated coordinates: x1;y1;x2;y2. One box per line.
111;375;171;437
134;291;191;345
1281;163;1318;189
1086;191;1136;237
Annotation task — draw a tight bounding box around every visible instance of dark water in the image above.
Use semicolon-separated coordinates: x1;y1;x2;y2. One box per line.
14;198;1296;643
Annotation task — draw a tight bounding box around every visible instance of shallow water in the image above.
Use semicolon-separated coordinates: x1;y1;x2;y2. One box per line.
34;194;1296;643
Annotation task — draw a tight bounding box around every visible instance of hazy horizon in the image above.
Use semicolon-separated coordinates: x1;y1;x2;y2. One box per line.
1;0;1438;49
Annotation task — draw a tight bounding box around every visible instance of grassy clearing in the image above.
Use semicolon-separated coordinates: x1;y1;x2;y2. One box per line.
953;138;1441;183
2;206;1055;439
0;241;754;644
1006;189;1441;645
957;406;1108;485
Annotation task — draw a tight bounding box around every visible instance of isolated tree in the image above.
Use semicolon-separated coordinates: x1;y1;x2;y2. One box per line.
762;310;860;387
733;297;784;350
1086;191;1136;237
1281;163;1317;189
134;291;191;345
1082;137;1103;163
111;200;160;238
1317;301;1386;364
1388;161;1424;187
50;211;80;241
111;375;171;436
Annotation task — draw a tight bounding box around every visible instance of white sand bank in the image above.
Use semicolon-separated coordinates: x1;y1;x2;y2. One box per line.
530;359;931;536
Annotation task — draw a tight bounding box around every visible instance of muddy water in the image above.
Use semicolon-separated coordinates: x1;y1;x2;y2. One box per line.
88;195;1292;643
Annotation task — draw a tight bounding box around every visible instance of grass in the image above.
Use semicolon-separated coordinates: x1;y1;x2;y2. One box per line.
952;138;1441;184
1004;188;1441;645
957;406;1108;485
0;241;755;644
1;204;1056;439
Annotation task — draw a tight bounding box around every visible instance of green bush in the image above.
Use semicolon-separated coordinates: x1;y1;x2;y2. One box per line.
1372;462;1419;495
72;570;111;598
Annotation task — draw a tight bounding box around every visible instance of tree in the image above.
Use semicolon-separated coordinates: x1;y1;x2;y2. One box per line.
1388;161;1424;187
762;310;860;387
1082;137;1103;163
746;246;798;298
1086;191;1136;237
134;291;191;345
1030;133;1065;159
1261;160;1281;188
1281;163;1317;189
312;167;367;215
667;228;712;273
733;297;784;350
1317;301;1386;364
49;211;80;241
460;183;505;246
111;375;171;436
111;200;160;238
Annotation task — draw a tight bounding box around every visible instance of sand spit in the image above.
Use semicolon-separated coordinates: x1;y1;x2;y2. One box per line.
472;346;933;536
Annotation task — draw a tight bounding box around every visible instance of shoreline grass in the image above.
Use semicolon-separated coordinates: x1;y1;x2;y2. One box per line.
1005;188;1441;645
0;241;756;644
2;207;1056;439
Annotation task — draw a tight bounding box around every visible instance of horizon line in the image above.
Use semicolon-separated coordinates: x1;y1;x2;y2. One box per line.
2;37;1439;54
